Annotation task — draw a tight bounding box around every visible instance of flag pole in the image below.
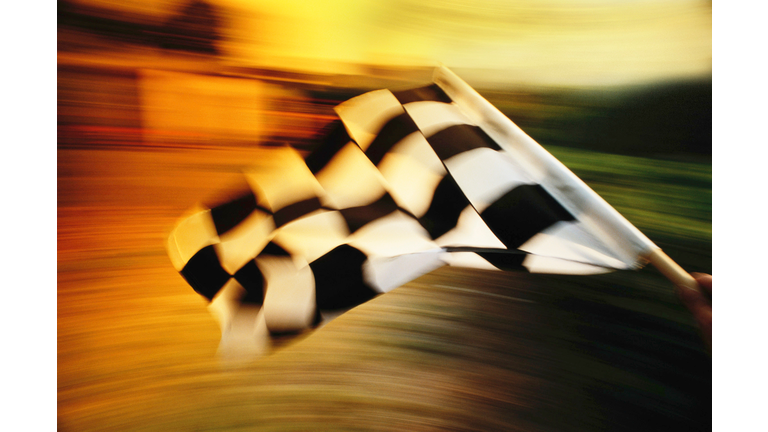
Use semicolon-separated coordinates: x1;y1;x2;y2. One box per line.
646;249;700;292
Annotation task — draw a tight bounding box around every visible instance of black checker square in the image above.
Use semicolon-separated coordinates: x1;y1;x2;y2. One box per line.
259;241;291;257
481;184;575;249
365;113;420;166
339;192;400;233
304;120;352;175
209;189;262;236
233;260;265;305
476;250;529;272
272;196;323;228
392;84;452;105
426;124;502;161
310;245;378;311
180;245;231;301
418;174;472;240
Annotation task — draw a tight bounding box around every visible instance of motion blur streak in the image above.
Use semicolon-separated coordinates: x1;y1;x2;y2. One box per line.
58;0;710;430
59;0;711;86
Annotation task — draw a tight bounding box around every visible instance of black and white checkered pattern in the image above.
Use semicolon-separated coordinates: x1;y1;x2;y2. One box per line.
167;66;657;357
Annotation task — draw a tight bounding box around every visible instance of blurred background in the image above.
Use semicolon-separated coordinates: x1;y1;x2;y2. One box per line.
57;0;711;430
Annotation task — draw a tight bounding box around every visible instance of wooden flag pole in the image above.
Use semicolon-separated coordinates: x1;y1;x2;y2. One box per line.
646;248;700;292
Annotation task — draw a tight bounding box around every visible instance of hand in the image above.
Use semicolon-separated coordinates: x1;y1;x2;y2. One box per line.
677;273;712;351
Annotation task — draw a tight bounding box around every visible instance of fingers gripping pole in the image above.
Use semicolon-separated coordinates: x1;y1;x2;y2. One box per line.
646;249;700;292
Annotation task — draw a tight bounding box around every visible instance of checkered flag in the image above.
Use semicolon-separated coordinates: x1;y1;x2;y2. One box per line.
167;66;660;359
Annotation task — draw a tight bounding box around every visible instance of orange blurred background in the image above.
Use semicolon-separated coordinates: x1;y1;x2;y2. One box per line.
54;1;714;430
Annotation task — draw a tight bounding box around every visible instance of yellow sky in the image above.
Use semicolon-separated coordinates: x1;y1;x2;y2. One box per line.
75;0;712;87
